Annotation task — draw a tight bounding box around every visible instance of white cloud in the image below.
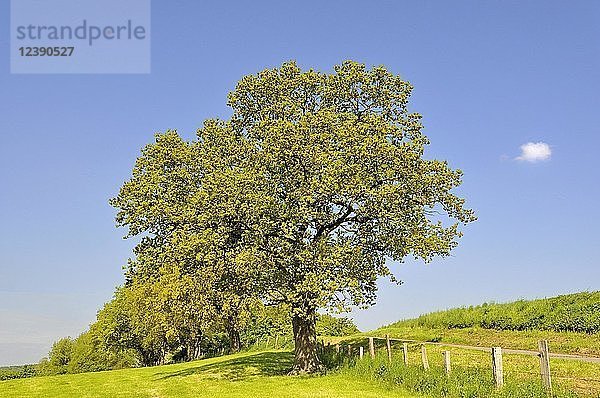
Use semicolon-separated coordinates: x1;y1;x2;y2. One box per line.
516;142;552;162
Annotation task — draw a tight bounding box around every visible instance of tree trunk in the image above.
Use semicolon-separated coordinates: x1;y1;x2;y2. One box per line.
290;306;323;374
226;324;241;353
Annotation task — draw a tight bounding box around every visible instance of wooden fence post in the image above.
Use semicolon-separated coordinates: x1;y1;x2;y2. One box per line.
369;337;375;359
359;346;364;359
266;336;270;347
335;344;340;355
386;334;392;363
421;345;429;370
275;335;279;349
492;347;504;388
442;350;451;375
402;343;409;365
347;345;352;356
538;340;552;394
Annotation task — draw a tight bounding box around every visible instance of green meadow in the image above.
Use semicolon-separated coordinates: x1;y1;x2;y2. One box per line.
4;293;600;398
334;293;600;396
0;350;413;398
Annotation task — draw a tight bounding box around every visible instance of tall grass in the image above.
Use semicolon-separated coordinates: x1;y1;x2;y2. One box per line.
394;292;600;334
335;352;586;398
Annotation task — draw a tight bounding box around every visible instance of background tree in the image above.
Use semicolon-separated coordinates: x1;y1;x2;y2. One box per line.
316;315;360;337
92;286;162;367
241;303;293;347
37;337;74;375
110;130;260;355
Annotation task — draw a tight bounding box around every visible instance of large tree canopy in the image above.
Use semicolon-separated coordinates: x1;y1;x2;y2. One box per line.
111;60;475;373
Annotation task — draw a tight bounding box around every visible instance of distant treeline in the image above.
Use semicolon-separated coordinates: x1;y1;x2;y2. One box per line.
32;310;358;378
394;292;600;334
0;365;36;381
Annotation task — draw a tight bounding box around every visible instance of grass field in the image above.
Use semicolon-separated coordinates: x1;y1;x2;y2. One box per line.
328;322;600;395
4;293;600;397
0;350;414;398
3;337;598;398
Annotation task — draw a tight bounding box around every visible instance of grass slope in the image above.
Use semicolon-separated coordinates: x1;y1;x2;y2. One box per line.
332;292;600;395
0;350;414;398
395;291;600;334
370;291;600;358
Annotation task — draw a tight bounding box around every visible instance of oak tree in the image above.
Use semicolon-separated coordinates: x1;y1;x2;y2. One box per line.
112;60;475;374
205;61;476;372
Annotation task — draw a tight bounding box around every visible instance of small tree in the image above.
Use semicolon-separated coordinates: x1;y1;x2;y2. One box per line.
38;337;74;375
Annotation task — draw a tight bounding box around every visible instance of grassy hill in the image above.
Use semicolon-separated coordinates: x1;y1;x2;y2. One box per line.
392;291;600;334
368;291;600;356
0;350;414;398
339;292;600;396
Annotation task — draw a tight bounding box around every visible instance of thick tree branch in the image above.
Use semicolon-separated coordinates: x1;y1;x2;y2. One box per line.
314;204;355;241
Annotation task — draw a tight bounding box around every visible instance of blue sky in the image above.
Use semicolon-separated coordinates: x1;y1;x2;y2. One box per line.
1;1;599;366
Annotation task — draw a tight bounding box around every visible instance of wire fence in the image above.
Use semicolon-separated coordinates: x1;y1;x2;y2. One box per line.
320;334;600;395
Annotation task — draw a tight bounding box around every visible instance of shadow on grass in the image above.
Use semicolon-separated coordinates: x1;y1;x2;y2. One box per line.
154;351;294;381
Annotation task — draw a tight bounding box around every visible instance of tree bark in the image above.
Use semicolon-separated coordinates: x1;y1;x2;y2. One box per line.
226;324;241;353
290;306;323;374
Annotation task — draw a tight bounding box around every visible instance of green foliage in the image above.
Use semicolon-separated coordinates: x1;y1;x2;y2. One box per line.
91;276;220;367
39;289;294;376
241;304;293;345
36;337;74;375
90;290;150;367
317;314;360;337
109;129;261;358
219;61;476;318
0;365;36;381
37;323;139;376
240;309;360;347
394;292;600;334
68;329;138;374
